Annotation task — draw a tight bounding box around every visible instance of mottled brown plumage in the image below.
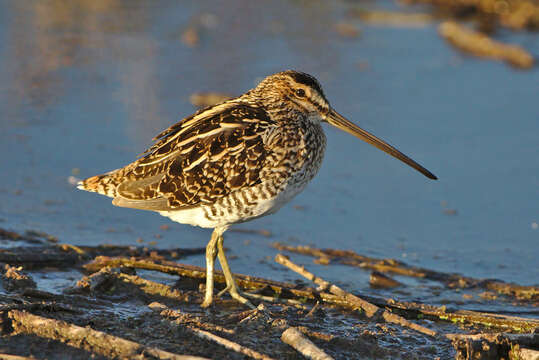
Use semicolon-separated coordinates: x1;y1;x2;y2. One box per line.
79;70;436;308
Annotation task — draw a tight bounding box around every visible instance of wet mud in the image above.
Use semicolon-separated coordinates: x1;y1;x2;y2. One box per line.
1;228;537;359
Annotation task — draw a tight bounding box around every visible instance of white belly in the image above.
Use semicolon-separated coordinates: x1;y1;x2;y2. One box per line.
159;180;308;229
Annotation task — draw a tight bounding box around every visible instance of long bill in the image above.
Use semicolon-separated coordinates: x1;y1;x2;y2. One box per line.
326;109;437;180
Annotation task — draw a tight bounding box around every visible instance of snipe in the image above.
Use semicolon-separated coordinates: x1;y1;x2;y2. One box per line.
78;70;437;308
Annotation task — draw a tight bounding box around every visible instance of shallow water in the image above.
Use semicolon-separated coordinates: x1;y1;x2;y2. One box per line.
0;0;538;303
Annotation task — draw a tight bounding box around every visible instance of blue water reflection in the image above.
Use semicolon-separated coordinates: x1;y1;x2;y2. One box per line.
0;0;537;297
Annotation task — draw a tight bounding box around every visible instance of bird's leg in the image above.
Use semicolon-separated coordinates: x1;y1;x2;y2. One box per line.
216;233;255;309
200;229;219;308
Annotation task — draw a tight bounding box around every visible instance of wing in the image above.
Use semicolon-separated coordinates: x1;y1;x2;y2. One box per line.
111;102;276;211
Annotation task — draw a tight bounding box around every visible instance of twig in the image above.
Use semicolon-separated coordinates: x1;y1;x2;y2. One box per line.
305;302;322;318
352;10;434;28
0;227;56;244
360;290;539;333
511;347;539;360
6;310;208;360
369;271;402;288
0;244;204;269
447;332;539;360
404;0;539;30
86;256;539;333
21;288;113;308
275;254;437;337
367;296;539;333
0;264;36;292
186;326;275;360
281;327;334;360
116;272;187;300
446;332;539;346
72;267;189;302
160;308;235;335
0;354;36;360
0;246;84;269
0;297;80;314
84;256;323;299
163;308;275;360
243;291;308;307
272;242;539;301
275;254;379;317
439;21;534;69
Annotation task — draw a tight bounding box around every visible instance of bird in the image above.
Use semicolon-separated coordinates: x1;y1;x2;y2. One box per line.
78;70;437;308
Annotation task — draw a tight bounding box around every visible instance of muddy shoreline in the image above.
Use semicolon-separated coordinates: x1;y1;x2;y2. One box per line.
1;228;537;359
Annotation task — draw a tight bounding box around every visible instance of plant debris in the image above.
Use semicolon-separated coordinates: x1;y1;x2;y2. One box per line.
351;10;435;27
0;228;538;359
344;0;537;69
439;21;534;69
271;242;539;302
403;0;539;30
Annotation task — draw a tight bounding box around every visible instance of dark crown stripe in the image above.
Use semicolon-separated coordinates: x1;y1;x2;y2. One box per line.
283;70;327;100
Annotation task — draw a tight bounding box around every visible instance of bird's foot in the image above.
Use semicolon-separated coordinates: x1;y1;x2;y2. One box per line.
217;285;255;309
200;291;214;308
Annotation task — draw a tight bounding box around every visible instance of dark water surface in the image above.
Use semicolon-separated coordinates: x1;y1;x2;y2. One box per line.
1;0;538;301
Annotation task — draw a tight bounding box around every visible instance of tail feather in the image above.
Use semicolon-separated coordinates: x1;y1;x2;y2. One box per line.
77;169;122;198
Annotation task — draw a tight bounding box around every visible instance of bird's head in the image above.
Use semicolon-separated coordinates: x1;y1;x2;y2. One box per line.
251;70;331;118
250;70;437;180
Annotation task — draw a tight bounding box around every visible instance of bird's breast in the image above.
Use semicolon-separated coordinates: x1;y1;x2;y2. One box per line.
159;120;327;229
271;120;326;184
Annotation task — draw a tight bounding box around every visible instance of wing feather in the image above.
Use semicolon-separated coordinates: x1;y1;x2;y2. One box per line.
112;102;275;211
112;197;170;211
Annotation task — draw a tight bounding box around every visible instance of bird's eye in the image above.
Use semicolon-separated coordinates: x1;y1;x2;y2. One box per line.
295;89;306;98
